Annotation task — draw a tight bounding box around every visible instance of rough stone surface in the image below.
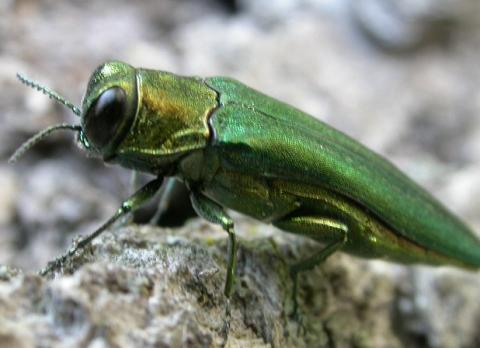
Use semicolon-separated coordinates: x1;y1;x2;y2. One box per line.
0;221;479;348
1;1;480;347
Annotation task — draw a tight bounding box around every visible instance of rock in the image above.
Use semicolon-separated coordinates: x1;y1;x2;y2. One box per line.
1;1;480;347
0;221;479;347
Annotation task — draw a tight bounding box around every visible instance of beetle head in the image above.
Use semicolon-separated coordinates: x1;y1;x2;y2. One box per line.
10;61;139;163
10;61;215;177
80;61;138;160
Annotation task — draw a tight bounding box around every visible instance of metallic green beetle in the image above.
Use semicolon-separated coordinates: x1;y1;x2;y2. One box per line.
11;61;480;312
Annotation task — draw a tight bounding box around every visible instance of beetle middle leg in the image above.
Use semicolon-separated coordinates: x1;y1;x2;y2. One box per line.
40;178;163;276
190;191;238;299
274;216;348;317
189;191;237;341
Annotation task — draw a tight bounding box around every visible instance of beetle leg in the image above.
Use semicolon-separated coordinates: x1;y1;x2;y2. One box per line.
150;177;178;224
121;170;141;225
40;178;163;276
190;191;237;340
190;191;237;299
274;217;348;317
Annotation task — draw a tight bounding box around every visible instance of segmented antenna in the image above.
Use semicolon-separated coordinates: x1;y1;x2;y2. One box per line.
16;73;81;116
8;123;82;163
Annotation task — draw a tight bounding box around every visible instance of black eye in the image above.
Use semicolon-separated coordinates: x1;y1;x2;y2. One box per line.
84;87;127;150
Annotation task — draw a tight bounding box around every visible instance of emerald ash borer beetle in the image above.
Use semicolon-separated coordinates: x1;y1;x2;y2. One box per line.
10;61;480;313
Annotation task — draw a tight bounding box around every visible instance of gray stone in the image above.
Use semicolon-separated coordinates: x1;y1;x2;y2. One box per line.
1;1;479;347
1;221;479;347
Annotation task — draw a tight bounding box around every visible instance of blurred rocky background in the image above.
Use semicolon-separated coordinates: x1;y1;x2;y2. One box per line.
0;0;479;347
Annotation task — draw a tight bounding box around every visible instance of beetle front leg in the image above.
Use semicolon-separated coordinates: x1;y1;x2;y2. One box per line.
190;191;237;299
274;217;348;317
40;178;163;276
121;170;141;225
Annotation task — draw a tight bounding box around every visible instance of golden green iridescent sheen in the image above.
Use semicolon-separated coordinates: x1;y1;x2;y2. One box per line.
82;61;480;269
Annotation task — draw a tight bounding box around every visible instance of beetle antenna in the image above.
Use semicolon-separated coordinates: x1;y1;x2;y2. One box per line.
16;73;81;116
8;123;82;163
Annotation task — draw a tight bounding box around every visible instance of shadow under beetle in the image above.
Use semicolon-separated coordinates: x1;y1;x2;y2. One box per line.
10;61;480;315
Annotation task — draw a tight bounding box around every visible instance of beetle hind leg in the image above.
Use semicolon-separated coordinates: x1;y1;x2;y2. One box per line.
273;216;348;317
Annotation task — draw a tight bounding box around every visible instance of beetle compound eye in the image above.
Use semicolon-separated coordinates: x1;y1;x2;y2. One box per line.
84;87;127;150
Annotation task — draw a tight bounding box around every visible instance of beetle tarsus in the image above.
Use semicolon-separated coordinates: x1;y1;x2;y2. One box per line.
220;298;232;346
